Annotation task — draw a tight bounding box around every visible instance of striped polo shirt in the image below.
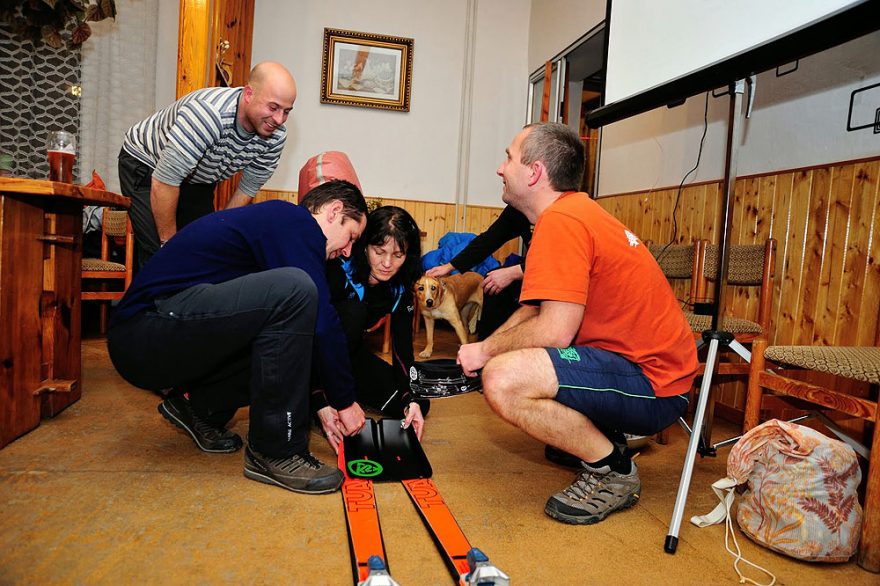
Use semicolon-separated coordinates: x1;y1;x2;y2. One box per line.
121;87;286;196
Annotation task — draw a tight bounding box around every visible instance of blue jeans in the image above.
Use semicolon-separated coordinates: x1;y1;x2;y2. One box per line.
108;268;317;457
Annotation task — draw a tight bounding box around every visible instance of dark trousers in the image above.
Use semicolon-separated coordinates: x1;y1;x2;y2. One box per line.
118;149;216;268
334;299;419;418
108;268;318;457
477;279;522;340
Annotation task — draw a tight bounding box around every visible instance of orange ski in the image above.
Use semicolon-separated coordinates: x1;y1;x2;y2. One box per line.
401;477;472;583
341;419;508;585
338;444;390;584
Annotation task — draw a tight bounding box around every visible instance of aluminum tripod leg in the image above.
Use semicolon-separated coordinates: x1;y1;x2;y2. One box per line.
664;336;720;553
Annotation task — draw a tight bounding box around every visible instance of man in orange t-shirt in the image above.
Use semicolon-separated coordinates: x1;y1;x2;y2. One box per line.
458;122;697;526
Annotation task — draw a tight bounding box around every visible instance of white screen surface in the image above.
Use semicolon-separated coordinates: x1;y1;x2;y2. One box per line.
604;0;865;105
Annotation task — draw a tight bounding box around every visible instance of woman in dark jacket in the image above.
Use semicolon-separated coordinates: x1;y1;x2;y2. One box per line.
314;205;428;451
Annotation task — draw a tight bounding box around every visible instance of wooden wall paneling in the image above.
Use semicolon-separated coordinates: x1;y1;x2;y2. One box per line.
693;184;707;242
795;167;832;344
756;175;776;242
638;193;653;241
654;188;669;243
681;184;702;243
254;189;295;204
702;183;721;247
861;167;880;347
770;171;799;346
821;164;856;345
847;161;879;346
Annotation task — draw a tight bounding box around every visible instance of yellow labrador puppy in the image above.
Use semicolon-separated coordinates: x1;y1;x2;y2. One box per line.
415;272;484;358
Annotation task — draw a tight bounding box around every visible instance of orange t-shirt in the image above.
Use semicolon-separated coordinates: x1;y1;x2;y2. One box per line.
520;192;697;397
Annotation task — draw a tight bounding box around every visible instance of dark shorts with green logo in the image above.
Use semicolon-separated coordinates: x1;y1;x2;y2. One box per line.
547;346;688;436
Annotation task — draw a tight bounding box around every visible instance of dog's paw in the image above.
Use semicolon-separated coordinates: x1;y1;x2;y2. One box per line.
419;349;433;358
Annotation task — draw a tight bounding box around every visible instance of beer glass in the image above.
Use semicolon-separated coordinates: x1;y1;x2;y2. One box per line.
46;130;76;183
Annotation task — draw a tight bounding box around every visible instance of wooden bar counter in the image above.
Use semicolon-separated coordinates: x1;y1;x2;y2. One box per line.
0;177;129;448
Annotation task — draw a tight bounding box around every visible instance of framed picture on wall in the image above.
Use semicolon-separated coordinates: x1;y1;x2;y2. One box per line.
320;28;414;112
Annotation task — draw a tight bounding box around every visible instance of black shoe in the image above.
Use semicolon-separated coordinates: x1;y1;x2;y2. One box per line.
243;445;343;494
158;395;243;453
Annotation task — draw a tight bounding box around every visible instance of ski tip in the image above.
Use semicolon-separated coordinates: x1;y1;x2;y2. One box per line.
464;548;510;585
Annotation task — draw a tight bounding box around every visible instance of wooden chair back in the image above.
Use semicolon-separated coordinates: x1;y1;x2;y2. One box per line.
81;209;134;333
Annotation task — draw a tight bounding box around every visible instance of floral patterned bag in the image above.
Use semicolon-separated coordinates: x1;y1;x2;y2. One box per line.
693;419;862;583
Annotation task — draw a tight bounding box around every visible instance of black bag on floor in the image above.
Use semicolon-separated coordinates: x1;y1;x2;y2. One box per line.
409;359;482;399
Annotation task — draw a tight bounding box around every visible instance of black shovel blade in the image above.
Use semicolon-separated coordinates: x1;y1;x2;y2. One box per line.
343;418;433;482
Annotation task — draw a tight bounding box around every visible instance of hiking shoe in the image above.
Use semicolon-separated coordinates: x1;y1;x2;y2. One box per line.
158;395;243;453
243;445;343;494
544;461;641;525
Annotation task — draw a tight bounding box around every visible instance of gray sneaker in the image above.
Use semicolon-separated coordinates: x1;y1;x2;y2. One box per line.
544;461;641;524
243;445;343;494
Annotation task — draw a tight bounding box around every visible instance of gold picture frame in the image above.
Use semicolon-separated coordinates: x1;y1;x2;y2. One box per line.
321;28;414;112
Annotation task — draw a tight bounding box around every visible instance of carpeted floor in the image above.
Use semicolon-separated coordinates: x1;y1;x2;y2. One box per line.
0;326;875;585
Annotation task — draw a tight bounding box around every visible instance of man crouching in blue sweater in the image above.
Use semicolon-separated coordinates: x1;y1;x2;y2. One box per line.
108;180;367;494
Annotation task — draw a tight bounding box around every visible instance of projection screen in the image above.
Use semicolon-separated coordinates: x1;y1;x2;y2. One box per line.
588;0;879;127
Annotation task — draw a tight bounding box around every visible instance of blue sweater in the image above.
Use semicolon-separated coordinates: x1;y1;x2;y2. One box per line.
112;200;356;410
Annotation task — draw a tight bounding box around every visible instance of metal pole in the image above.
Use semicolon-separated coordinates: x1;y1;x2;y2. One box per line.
711;81;745;332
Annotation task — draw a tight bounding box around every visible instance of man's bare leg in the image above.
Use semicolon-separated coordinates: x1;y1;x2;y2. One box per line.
480;348;614;462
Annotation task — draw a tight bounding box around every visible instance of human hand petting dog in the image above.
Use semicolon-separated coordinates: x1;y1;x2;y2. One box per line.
483;265;523;295
426;263;454;278
457;341;490;377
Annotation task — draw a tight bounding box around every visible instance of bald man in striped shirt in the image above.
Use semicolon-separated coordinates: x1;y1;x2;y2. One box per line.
119;61;297;267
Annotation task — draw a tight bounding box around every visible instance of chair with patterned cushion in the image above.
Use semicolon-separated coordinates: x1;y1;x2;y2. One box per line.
685;239;776;344
679;239;776;446
648;241;700;309
82;209;133;333
744;338;880;572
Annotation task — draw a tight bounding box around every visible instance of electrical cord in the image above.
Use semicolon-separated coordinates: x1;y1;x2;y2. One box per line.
656;91;710;262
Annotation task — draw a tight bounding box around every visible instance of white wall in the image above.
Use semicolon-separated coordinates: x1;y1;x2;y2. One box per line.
466;0;532;205
597;31;880;196
252;0;531;207
527;0;604;74
154;0;179;108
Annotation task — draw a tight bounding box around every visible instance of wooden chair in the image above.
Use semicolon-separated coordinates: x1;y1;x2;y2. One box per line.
647;241;700;306
744;337;880;572
685;239;777;344
81;209;133;333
